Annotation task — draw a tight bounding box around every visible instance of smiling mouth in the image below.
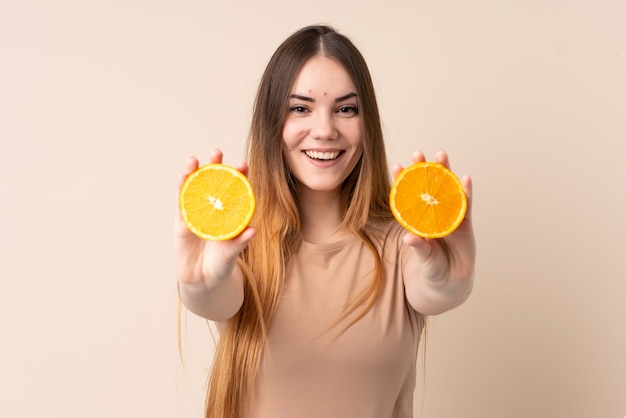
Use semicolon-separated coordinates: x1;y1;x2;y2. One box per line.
304;150;343;161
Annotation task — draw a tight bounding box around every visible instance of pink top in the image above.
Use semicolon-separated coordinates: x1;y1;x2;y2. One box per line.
246;222;424;417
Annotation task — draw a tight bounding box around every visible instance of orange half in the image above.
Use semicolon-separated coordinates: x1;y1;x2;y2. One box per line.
390;162;467;238
180;163;256;240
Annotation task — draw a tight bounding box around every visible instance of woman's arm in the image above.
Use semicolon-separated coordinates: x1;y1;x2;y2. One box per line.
396;150;476;315
174;150;255;321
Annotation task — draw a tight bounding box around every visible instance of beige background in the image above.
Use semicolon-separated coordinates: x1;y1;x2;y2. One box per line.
1;0;625;417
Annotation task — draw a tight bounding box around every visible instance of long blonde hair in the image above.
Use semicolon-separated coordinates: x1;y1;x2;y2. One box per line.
205;25;395;417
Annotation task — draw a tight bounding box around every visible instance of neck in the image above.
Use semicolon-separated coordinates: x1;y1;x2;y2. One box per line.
297;187;350;244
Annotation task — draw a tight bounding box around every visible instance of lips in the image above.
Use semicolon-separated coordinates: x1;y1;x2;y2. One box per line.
304;150;342;161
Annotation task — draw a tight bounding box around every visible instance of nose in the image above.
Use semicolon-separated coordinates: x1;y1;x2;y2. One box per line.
310;111;338;140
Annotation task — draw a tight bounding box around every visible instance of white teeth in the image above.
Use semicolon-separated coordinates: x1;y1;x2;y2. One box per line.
305;150;341;160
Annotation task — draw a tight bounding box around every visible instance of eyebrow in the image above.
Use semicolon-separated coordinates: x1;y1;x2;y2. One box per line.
289;92;357;103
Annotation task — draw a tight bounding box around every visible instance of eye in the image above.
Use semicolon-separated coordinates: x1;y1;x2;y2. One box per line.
290;105;309;114
337;105;359;116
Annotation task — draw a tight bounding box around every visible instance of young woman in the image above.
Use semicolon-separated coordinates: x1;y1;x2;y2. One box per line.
175;25;475;418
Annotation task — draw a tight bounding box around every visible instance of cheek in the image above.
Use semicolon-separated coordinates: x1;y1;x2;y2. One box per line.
338;118;362;147
281;120;299;149
281;130;298;157
281;124;293;158
353;124;363;146
281;140;297;173
281;144;292;164
349;126;364;164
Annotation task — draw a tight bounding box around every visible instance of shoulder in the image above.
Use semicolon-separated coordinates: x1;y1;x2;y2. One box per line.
367;219;407;255
369;219;405;241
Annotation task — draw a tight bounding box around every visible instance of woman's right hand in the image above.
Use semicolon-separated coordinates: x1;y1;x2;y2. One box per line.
174;149;256;288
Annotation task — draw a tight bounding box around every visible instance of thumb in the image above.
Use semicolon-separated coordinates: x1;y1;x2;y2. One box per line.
205;227;257;282
222;227;257;264
403;233;433;264
234;227;256;249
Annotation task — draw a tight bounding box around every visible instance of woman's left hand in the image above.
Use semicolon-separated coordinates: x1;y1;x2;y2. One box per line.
393;150;476;315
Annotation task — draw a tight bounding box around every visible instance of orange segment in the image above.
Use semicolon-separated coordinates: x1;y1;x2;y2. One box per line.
180;163;256;240
390;162;467;238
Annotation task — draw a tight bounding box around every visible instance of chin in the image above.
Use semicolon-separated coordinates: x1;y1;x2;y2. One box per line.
300;181;343;193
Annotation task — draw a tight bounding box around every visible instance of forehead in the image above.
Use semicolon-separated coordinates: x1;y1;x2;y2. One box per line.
291;55;356;95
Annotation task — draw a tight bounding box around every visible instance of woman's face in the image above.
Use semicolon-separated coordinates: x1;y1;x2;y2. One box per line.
282;55;363;194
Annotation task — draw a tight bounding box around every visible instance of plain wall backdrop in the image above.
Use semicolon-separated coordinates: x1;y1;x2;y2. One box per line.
1;1;625;417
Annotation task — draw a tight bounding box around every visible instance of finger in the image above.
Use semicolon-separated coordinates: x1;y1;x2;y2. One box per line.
233;161;250;177
176;157;199;201
434;149;450;169
444;174;474;237
411;150;426;164
177;156;199;189
434;150;471;221
461;174;473;220
208;149;223;164
391;164;404;179
175;157;200;221
434;150;472;222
